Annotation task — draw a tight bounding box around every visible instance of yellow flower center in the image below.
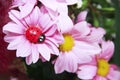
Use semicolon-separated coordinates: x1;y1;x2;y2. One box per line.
59;34;74;52
97;59;110;77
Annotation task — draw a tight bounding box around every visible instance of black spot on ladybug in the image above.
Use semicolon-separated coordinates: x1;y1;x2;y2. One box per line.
38;34;46;43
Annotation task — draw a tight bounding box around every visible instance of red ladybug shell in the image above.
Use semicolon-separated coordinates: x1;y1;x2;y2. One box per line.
25;27;42;43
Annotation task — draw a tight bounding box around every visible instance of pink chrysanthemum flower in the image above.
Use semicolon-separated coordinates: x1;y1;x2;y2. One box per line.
77;40;120;80
77;11;106;43
3;6;64;65
54;21;102;74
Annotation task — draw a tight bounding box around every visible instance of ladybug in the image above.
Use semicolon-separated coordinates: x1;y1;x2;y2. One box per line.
25;27;45;43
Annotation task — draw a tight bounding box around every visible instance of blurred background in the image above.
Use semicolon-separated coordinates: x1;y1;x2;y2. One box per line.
0;0;120;80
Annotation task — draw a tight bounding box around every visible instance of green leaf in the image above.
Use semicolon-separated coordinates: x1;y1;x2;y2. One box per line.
112;0;120;66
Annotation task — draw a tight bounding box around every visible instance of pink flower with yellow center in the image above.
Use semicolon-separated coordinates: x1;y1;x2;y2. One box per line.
77;40;120;80
54;21;101;73
76;11;106;43
3;6;64;65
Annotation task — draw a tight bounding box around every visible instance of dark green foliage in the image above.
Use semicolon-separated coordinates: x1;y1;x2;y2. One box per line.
26;60;76;80
112;0;120;66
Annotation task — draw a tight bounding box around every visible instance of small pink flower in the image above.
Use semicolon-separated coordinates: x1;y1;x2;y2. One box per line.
77;11;106;43
77;40;120;80
3;6;63;65
54;21;101;74
82;27;106;43
76;10;88;22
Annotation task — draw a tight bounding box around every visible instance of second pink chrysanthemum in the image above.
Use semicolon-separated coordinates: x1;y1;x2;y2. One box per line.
54;21;102;73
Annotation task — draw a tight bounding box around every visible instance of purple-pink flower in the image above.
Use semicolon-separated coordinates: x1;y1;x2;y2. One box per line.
76;10;106;43
3;6;64;65
54;20;102;74
77;40;120;80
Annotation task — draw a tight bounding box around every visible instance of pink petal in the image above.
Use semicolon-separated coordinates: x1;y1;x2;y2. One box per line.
26;55;32;65
31;44;39;63
37;44;51;61
74;41;101;56
57;0;78;5
71;21;90;36
54;54;65;73
40;0;58;11
94;76;107;80
99;40;114;61
57;14;73;33
7;36;25;50
9;10;21;19
57;3;68;14
9;10;24;27
39;13;54;31
45;25;64;45
4;35;19;43
39;55;47;62
28;6;40;26
72;48;92;63
44;25;57;36
77;65;97;79
65;0;78;5
11;0;24;8
110;64;118;70
57;0;65;3
46;37;59;47
24;16;31;26
3;22;25;34
45;6;59;20
45;39;59;55
55;52;78;73
16;40;31;57
107;68;120;80
45;28;64;45
84;27;106;43
64;52;78;73
77;10;88;22
52;30;64;44
19;2;36;18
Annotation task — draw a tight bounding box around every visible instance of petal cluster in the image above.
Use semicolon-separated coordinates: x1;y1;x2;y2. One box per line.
2;0;120;79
